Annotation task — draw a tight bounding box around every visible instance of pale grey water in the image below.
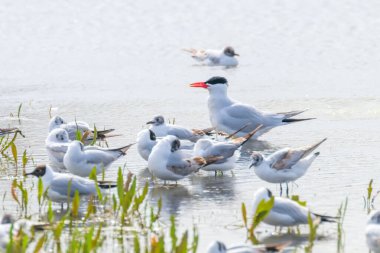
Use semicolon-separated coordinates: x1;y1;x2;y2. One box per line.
1;0;380;252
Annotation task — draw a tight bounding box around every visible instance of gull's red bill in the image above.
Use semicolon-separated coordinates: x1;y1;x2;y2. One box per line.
189;82;208;88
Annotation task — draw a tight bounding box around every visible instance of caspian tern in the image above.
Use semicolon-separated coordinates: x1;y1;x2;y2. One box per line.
366;210;380;252
147;135;220;182
252;187;337;227
25;164;115;203
63;140;134;177
250;138;326;196
190;76;314;139
146;115;214;142
48;115;115;141
183;46;239;67
194;125;262;174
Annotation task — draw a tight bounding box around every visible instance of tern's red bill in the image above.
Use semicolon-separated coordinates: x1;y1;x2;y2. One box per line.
189;82;208;88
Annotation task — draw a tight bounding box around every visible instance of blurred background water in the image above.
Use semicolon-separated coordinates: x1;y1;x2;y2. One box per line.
1;0;380;252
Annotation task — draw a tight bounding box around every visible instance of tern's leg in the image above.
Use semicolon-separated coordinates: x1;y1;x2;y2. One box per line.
286;182;289;197
280;183;283;196
214;171;217;177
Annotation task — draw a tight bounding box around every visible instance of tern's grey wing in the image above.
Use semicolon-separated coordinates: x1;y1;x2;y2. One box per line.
271;199;309;223
221;103;268;131
50;177;97;197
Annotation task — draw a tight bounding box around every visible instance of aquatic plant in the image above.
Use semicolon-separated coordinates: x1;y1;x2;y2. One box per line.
363;179;379;213
304;212;320;253
337;197;348;253
241;197;274;244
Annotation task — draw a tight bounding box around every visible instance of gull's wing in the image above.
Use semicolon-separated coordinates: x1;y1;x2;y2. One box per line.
166;150;198;176
83;149;121;167
166;125;194;140
270;139;327;170
203;143;237;161
46;142;69;153
183;48;208;61
271;198;310;224
50;176;97;197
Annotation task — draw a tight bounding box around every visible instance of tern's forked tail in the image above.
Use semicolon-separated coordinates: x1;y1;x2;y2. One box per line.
282;117;316;123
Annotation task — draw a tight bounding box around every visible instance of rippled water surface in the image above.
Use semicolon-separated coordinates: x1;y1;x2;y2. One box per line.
1;0;380;252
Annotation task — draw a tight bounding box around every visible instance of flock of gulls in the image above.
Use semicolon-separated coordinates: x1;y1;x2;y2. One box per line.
1;47;379;252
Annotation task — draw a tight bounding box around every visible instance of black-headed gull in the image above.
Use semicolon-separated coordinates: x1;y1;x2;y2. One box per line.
190;76;314;139
136;129;157;161
252;188;337;227
63;140;134;177
146;115;214;142
136;129;195;161
48;115;115;141
206;240;287;253
194;125;262;174
183;46;239;67
366;210;380;252
147;135;220;182
45;128;103;172
25;164;115;202
250;138;326;196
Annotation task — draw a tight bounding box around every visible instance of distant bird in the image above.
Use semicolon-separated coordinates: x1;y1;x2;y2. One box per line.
146;115;214;142
206;240;287;253
0;127;19;137
183;46;239;67
25;164;115;203
366;210;380;252
194;125;262;174
48;115;115;141
147;135;220;182
252;188;337;227
250;138;326;196
190;76;314;139
63;140;134;177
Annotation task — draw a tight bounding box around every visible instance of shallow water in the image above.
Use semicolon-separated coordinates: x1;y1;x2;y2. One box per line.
1;0;380;252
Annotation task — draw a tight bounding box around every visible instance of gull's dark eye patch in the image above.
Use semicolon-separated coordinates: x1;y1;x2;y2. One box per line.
267;188;273;198
205;76;227;85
